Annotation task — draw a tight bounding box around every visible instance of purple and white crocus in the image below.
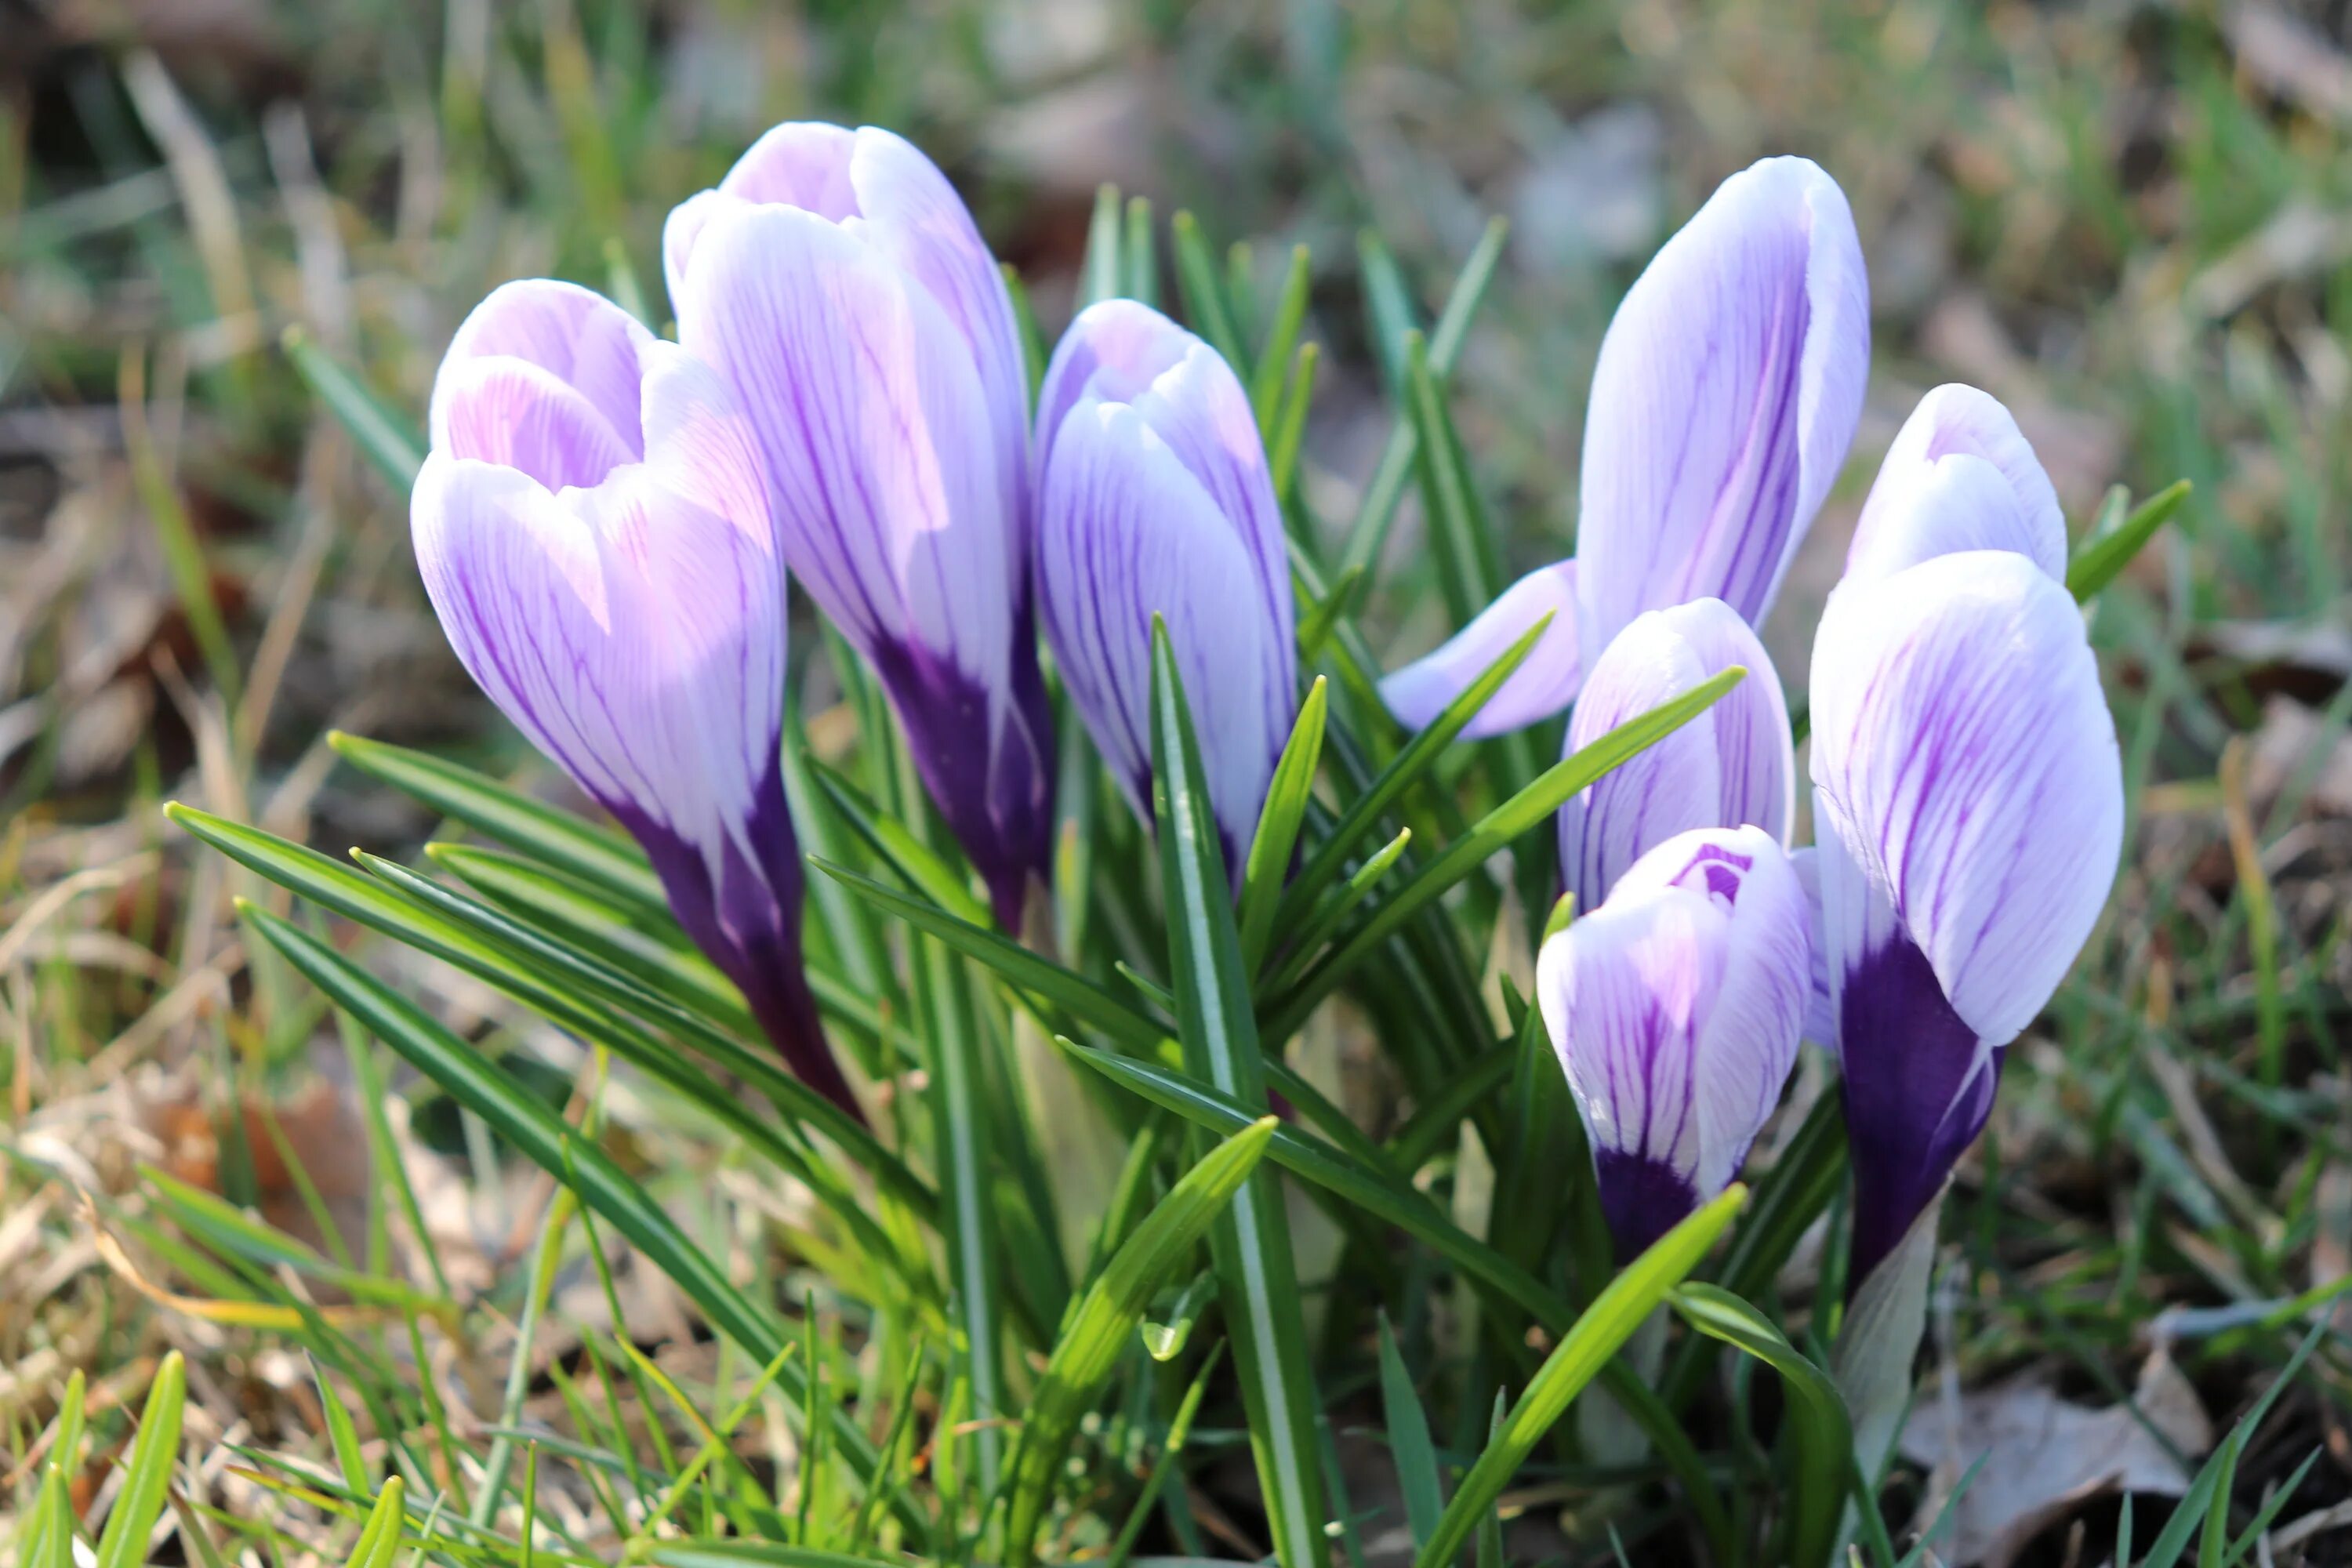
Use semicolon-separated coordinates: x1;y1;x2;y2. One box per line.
1809;387;2122;1280
1556;597;1793;912
665;122;1054;927
1033;300;1297;874
414;280;860;1119
1381;155;1867;737
1537;825;1812;1258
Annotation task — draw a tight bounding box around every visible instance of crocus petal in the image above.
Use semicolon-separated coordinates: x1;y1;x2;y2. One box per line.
429;278;651;461
1539;825;1809;1257
1379;561;1581;739
673;188;1051;924
1810;549;2123;1277
1558;597;1794;909
1038;396;1285;867
1575;156;1868;664
1787;844;1838;1049
1846;384;2067;587
434;357;637;493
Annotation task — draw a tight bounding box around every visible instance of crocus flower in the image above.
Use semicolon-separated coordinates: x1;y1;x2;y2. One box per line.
1382;154;1867;736
664;122;1053;927
1556;597;1792;910
1844;383;2067;588
416;279;860;1118
1810;546;2122;1281
1033;299;1295;873
1538;825;1812;1258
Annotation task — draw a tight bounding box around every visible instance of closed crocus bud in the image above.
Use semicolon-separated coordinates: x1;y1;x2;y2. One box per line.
417;280;859;1119
1538;826;1812;1258
665;122;1052;927
1380;156;1867;737
1810;549;2122;1280
1845;383;2067;588
1557;597;1793;911
1034;300;1295;873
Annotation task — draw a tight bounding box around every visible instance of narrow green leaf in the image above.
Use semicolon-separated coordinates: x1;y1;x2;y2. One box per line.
1004;1117;1279;1566
327;731;662;911
1669;1284;1850;1568
1269;668;1747;1038
1146;618;1328;1568
1123;194;1156;307
1403;330;1504;626
1377;1315;1445;1547
1296;562;1367;666
1269;343;1320;506
2067;478;2190;604
1171;209;1248;373
1264;825;1412;993
1081;184;1123;307
312;1355;372;1494
93;1350;186;1568
1105;1344;1224;1568
281;326;425;489
1004;262;1047;407
1251;244;1313;432
1411;1187;1747;1568
1238;676;1328;975
805;757;993;927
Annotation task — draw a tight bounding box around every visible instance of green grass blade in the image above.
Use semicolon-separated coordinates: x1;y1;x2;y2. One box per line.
1410;1188;1746;1568
1251;244;1313;432
1171;209;1248;373
281;327;424;489
327;731;662;910
805;757;993;927
1105;1344;1224;1568
1268;341;1319;501
1080;184;1123;307
1668;1284;1850;1568
1004;1117;1279;1565
93;1349;186;1568
1123;194;1156;306
1238;676;1328;975
2067;478;2191;604
1403;330;1504;626
1376;1315;1445;1547
1269;668;1746;1038
1145;618;1329;1568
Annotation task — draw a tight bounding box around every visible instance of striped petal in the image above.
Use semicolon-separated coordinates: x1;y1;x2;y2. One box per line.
1558;597;1794;909
1378;561;1581;739
429;278;651;464
1575;156;1868;663
1846;383;2067;587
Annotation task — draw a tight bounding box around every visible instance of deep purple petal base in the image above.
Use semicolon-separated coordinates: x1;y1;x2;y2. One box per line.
1595;1148;1700;1262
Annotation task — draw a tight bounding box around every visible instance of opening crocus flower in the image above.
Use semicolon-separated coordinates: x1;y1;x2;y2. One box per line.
1381;154;1867;737
1810;520;2122;1280
665;122;1053;927
1556;597;1793;911
1843;382;2068;588
1033;300;1296;877
415;279;858;1120
1538;825;1812;1259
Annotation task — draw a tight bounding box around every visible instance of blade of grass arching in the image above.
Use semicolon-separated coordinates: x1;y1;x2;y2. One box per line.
2223;1448;2318;1565
1252;244;1313;431
311;1356;372;1494
1262;826;1413;994
2068;478;2190;604
236;906;913;1537
327;732;662;911
1123;194;1156;306
470;1188;574;1530
1276;611;1555;930
1669;1284;1850;1568
1004;1117;1279;1566
136;1165;456;1318
1105;1343;1224;1568
1269;669;1746;1038
1146;620;1328;1568
1377;1315;1446;1548
93;1350;187;1568
1338;217;1511;580
1413;1189;1747;1568
806;757;993;927
1171;211;1248;372
1080;183;1123;307
2136;1323;2322;1568
810;857;1160;1051
1662;1092;1848;1412
1238;677;1328;976
281;328;424;489
1403;332;1504;628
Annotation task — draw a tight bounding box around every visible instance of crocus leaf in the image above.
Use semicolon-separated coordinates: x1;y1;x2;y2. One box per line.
1251;243;1314;433
2066;477;2190;604
281;326;424;489
1003;1116;1278;1566
1146;616;1329;1568
1404;329;1504;627
1238;675;1329;976
1377;1314;1446;1548
1171;209;1249;375
90;1349;185;1568
1669;1283;1851;1568
1410;1186;1747;1568
326;731;663;913
1080;183;1123;308
806;755;993;928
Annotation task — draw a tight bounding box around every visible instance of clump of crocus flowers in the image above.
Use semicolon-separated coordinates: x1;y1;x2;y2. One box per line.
409;125;2124;1429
